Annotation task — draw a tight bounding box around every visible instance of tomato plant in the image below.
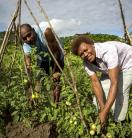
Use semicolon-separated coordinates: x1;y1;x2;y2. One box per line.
0;33;131;137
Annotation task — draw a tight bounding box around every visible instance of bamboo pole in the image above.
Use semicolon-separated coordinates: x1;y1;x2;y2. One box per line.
35;0;65;55
118;0;132;45
23;1;90;120
3;22;17;91
0;0;20;66
35;0;88;131
18;0;21;37
23;0;72;90
17;0;35;104
66;57;88;133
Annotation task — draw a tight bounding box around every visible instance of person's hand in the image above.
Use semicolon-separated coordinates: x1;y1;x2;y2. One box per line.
99;104;105;113
99;110;108;126
52;72;61;82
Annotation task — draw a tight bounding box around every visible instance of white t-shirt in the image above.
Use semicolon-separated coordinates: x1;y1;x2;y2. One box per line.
23;25;48;54
84;41;132;76
23;25;64;66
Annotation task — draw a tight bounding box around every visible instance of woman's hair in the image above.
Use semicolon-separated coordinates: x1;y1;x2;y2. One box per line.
71;35;94;55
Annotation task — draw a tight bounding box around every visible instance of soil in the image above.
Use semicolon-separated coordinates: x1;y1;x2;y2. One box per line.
4;122;57;138
0;133;5;138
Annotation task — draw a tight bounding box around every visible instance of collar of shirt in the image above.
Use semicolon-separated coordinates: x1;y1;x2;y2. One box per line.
93;43;108;72
94;43;103;59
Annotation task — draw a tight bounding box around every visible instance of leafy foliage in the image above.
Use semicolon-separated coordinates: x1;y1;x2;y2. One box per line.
0;33;131;137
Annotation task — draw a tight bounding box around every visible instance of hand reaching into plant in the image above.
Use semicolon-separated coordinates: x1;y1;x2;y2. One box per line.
99;109;108;126
52;72;61;82
52;72;61;103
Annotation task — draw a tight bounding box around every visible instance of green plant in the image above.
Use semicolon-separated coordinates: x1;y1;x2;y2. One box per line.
0;33;131;137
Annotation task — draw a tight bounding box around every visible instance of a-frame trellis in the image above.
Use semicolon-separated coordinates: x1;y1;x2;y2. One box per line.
0;0;21;66
0;0;131;134
0;0;89;133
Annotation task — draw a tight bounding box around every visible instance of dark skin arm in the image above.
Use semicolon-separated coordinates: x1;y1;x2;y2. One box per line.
99;67;119;124
90;67;119;125
44;27;62;78
90;73;105;111
24;55;32;75
44;27;62;103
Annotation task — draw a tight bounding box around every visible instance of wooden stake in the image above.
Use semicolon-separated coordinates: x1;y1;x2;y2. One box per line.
66;57;88;133
0;0;20;66
118;0;132;45
24;0;72;90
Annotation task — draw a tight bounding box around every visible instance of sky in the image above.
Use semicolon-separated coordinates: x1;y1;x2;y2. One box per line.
0;0;132;37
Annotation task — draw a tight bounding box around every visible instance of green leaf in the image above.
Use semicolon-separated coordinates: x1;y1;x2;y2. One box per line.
11;111;18;116
40;113;46;122
13;115;19;123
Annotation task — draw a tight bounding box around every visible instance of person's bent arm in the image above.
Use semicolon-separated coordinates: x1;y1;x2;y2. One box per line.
102;67;119;114
99;67;119;124
24;54;32;75
90;73;105;111
44;27;62;75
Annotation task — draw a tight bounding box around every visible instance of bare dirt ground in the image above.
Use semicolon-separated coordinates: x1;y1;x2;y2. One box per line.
2;122;57;138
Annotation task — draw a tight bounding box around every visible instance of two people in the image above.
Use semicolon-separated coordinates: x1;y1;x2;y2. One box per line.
20;23;64;103
71;35;132;125
20;24;132;125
